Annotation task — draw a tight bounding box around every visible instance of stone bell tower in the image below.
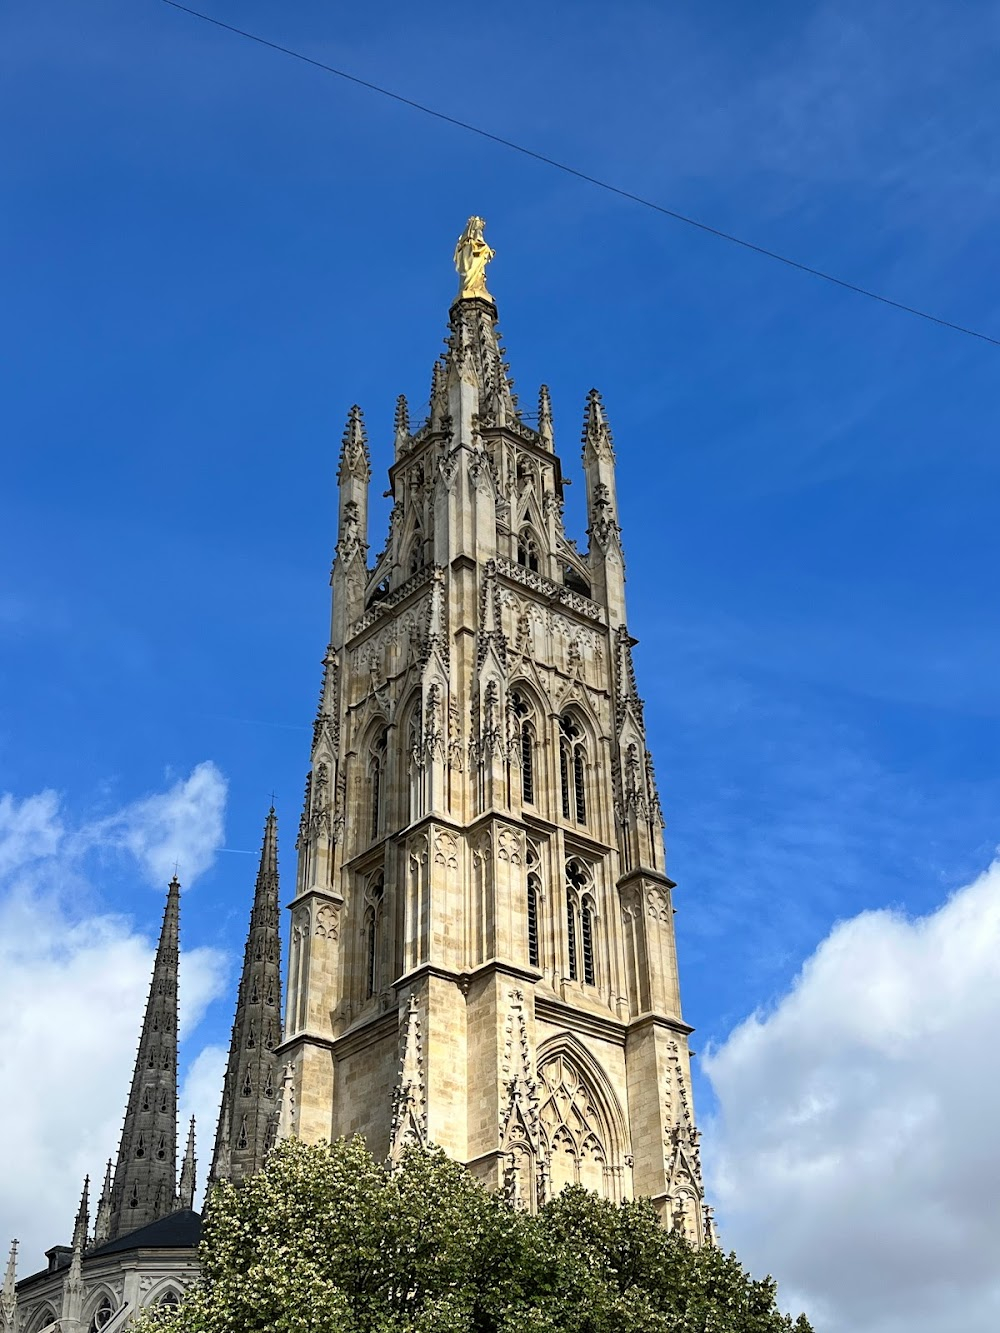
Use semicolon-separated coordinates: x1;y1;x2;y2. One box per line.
280;219;712;1242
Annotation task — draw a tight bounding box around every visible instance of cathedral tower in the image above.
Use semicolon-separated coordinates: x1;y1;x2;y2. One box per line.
280;220;710;1240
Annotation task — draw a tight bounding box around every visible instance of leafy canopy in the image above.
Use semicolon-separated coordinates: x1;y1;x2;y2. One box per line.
134;1138;812;1333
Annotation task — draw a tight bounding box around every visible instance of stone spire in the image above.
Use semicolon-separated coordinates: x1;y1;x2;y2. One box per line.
107;878;180;1240
1;1240;17;1333
62;1179;88;1325
581;389;626;626
210;809;283;1187
178;1117;197;1210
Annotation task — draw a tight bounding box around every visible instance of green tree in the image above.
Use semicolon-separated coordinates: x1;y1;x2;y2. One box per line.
133;1138;811;1333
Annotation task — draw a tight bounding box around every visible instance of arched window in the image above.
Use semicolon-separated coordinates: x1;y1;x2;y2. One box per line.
559;714;587;825
89;1297;115;1332
134;1133;145;1159
158;1291;180;1310
566;859;596;986
369;728;388;841
510;690;535;804
516;529;540;572
237;1116;249;1150
527;872;541;969
566;892;578;982
581;899;596;987
365;874;385;1000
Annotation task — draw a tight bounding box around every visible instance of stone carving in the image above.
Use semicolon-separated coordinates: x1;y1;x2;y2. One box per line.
314;904;339;940
433;829;458;870
388;995;427;1166
490;556;604;624
645;886;670;923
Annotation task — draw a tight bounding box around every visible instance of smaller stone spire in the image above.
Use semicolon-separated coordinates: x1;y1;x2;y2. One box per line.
210;808;284;1187
581;388;615;463
72;1177;90;1249
62;1178;89;1324
537;384;554;450
394;394;411;459
178;1117;197;1210
1;1240;18;1333
92;1159;112;1247
428;359;447;430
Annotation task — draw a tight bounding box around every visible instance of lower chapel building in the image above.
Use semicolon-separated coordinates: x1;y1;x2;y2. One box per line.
3;222;713;1333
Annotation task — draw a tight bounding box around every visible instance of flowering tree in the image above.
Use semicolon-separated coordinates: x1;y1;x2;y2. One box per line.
134;1138;812;1333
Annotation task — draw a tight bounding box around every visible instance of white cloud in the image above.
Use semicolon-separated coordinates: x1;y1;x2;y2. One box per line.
0;776;230;1273
85;761;228;886
704;857;1000;1333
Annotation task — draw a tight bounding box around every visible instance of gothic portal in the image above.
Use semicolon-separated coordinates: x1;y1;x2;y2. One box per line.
280;222;711;1241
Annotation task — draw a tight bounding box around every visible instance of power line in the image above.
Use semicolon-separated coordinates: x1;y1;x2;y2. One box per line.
160;0;999;348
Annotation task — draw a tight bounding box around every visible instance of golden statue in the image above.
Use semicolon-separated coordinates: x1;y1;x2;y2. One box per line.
453;216;495;301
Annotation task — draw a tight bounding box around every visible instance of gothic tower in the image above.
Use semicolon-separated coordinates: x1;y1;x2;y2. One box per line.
280;220;710;1241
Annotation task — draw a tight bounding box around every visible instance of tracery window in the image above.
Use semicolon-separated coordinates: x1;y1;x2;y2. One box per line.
510;690;535;804
369;728;388;841
566;859;596;986
559;714;587;825
158;1292;180;1310
537;1049;614;1199
89;1297;115;1332
364;873;385;1000
516;528;540;572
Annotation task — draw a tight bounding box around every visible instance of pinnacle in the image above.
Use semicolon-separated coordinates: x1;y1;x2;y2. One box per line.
582;388;615;459
538;384;554;449
338;404;371;480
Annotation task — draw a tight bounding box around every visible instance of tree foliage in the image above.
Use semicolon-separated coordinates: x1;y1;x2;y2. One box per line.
134;1138;811;1333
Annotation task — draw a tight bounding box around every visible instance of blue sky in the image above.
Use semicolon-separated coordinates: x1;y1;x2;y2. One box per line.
3;3;1000;1326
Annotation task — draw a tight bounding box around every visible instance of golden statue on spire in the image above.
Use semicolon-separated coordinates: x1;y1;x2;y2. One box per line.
453;216;495;302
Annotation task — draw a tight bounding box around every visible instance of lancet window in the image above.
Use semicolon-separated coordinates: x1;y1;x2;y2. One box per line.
527;872;541;969
364;873;385;1000
369;728;388;841
510;690;535;804
516;528;540;573
559;714;587;825
566;858;596;986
